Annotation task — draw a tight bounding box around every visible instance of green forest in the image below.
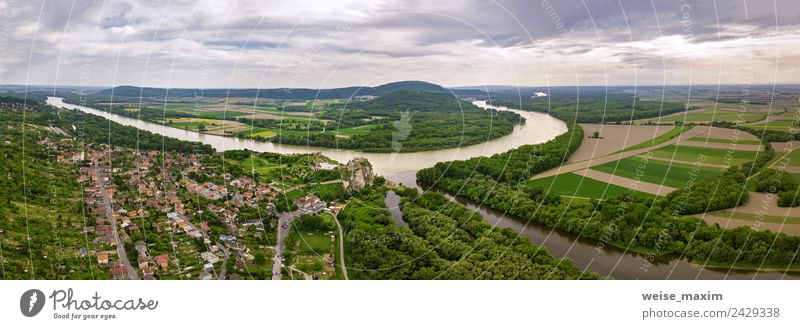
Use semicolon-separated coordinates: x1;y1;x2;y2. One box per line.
0;115;108;279
339;186;595;279
417;127;800;269
489;92;687;123
275;90;522;152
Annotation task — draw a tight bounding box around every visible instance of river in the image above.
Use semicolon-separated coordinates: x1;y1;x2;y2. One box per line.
47;97;800;279
46;97;566;186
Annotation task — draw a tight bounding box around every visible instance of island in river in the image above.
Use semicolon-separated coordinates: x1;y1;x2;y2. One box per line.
63;83;523;153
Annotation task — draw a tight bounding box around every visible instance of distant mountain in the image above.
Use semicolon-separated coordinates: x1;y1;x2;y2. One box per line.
94;81;450;100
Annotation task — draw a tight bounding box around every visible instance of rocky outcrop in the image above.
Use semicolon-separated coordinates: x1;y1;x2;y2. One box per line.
343;157;374;191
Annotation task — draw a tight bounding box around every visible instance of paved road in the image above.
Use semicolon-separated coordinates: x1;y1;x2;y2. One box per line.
94;161;139;280
330;210;348;280
272;211;299;280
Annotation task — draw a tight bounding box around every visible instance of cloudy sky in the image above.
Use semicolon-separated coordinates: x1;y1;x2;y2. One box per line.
1;0;799;89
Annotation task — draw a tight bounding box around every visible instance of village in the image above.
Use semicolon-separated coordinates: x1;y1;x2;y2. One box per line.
41;132;363;280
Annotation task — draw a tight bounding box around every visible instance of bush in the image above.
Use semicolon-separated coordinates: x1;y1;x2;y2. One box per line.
753;169;795;193
778;191;800;207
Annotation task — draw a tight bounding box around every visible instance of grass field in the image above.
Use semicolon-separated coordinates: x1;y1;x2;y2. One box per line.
687;137;762;145
619;125;688;153
774;148;800;166
593;157;723;188
245;129;278;137
527;172;652;199
298;231;333;255
196;110;252;118
745;119;800;131
656;109;765;123
649;144;759;166
685;110;765;122
329;124;378;136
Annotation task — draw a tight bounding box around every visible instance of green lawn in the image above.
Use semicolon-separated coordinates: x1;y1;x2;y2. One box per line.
619;125;688;153
687;137;762;145
593;157;723;188
649;144;759;166
297;232;333;255
527;172;652;200
304;183;346;201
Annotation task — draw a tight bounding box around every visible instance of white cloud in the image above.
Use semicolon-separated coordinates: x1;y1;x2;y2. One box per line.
1;0;799;88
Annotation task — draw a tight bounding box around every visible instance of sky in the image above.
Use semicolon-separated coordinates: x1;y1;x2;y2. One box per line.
0;0;799;89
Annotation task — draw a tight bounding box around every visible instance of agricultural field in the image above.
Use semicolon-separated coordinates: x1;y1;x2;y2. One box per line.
745;118;800;131
709;210;800;225
526;172;646;200
643;109;766;124
568;124;678;163
617;125;689;153
768;148;800;167
647;144;760;166
686;137;762;145
592;157;723;188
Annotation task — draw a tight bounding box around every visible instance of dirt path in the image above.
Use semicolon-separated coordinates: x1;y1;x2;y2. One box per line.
332;210;349;280
574;168;677;196
533;125;714;180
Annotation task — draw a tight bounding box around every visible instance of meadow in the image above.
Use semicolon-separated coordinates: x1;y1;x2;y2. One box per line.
592;157;723;188
526;172;644;199
648;144;759;166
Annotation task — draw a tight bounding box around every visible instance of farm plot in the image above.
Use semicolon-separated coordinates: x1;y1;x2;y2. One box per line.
526;172;649;200
647;144;760;167
592;157;723;188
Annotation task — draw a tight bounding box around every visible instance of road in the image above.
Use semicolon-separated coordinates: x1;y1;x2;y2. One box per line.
272;211;299;280
94;161;139;280
217;245;230;280
330;211;348;280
